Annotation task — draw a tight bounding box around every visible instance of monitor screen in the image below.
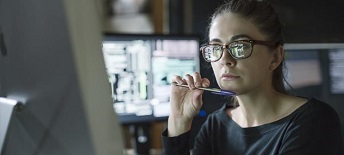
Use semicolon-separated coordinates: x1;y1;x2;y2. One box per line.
102;33;200;123
284;49;322;95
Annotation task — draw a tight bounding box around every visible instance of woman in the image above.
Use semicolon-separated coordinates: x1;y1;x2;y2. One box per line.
162;0;343;154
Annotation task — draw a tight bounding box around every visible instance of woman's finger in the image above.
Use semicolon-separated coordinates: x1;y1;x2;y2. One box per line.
183;74;195;89
192;72;202;88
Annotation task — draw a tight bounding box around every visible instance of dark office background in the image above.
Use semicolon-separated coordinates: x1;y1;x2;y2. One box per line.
187;0;344;43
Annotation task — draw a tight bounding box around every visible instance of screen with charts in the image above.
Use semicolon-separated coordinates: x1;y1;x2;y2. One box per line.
102;33;200;123
283;43;344;99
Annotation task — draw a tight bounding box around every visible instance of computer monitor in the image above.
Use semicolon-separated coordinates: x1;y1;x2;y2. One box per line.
102;33;200;124
284;43;344;99
0;0;124;155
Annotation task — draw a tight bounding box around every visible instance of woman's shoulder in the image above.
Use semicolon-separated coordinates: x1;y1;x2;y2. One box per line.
280;98;343;154
301;98;337;114
290;97;340;123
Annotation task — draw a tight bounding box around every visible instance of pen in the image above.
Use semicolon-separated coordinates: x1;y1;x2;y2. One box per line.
171;82;236;96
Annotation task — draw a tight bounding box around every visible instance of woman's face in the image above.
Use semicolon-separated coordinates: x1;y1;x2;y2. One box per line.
209;13;276;95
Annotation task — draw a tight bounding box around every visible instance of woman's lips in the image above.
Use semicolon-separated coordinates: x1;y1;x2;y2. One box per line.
221;73;239;80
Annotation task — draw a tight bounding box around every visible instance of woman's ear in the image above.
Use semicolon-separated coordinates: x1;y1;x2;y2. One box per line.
269;45;284;70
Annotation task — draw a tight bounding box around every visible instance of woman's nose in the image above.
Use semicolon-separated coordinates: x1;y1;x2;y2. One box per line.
219;49;236;67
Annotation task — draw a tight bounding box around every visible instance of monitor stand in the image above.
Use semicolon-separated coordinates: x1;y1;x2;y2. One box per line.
129;124;151;155
0;98;23;154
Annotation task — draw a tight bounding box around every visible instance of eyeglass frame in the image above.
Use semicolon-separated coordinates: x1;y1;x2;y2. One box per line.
200;40;280;62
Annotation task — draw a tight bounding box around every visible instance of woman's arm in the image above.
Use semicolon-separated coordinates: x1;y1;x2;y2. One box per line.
162;72;210;154
162;129;191;155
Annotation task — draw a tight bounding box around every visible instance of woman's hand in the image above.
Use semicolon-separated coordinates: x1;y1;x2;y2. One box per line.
168;72;210;137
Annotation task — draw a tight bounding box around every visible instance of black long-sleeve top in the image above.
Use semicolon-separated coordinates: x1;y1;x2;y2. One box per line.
162;98;344;155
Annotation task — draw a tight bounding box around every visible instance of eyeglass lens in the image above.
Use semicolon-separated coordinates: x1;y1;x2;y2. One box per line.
202;41;252;62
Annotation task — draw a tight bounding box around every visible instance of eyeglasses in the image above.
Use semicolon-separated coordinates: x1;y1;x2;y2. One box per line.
200;40;279;62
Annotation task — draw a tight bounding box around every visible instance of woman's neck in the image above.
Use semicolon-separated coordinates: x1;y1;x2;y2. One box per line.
229;90;299;128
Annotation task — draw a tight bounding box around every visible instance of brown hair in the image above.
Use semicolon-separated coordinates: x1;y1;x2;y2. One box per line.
208;0;287;106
